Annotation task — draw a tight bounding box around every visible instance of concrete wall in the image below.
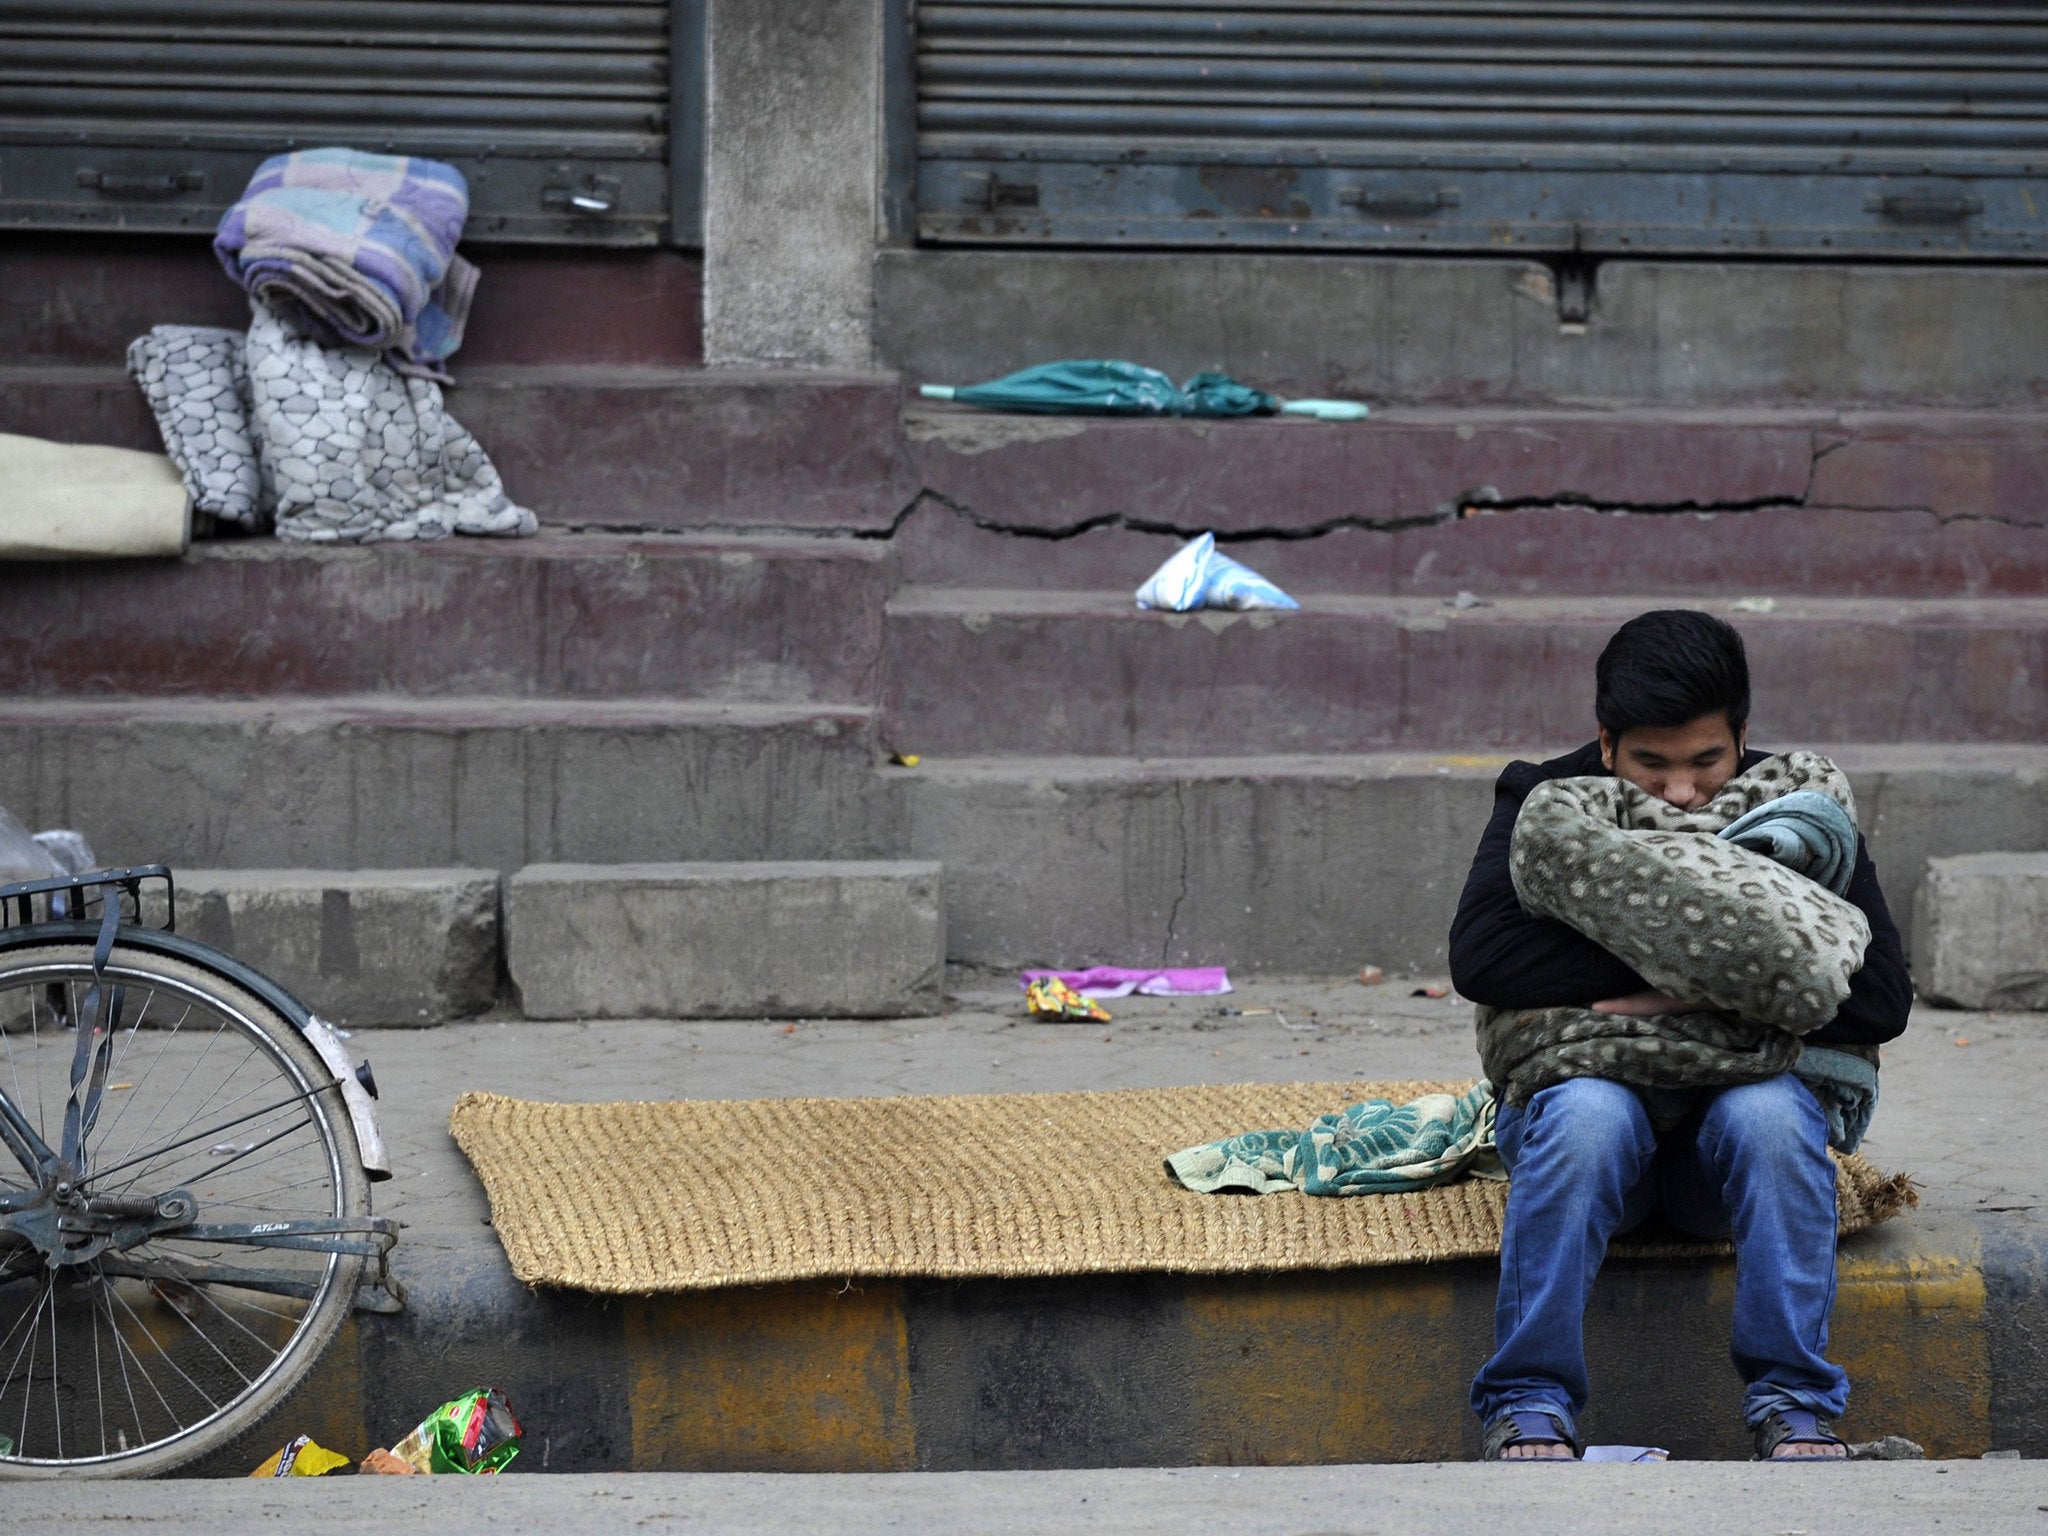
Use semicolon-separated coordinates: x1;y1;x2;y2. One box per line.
703;0;881;369
0;237;704;369
875;250;2048;407
15;5;2048;405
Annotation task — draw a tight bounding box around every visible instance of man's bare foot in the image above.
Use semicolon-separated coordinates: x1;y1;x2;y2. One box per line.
1769;1440;1848;1459
1500;1441;1576;1459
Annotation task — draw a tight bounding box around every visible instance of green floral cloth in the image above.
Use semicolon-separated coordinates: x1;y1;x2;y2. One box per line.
1166;1080;1503;1195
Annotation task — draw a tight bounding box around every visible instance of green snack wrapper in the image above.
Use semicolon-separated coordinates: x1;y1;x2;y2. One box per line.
390;1387;522;1474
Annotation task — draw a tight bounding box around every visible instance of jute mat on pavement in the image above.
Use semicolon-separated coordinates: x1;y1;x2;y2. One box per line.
449;1080;1917;1295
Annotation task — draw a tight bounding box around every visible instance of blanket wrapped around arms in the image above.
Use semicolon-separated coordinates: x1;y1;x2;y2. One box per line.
1165;753;1884;1197
1478;751;1880;1151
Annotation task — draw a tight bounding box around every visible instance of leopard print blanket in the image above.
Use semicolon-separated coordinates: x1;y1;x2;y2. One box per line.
1476;752;1877;1140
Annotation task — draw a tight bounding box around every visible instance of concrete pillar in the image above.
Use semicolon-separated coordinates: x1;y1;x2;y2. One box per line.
703;0;881;370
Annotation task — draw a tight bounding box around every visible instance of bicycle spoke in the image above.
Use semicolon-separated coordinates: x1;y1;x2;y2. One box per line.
89;1270;107;1459
46;1275;60;1461
149;1279;257;1393
100;1047;295;1199
100;1281;175;1439
82;990;179;1164
173;1276;288;1365
0;1017;30;1170
181;1169;342;1214
98;1277;145;1455
99;1031;246;1190
8;1276;47;1456
107;1282;218;1417
0;1268;41;1360
107;1252;309;1325
84;1078;319;1192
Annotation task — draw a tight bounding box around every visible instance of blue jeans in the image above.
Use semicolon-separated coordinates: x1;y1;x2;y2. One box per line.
1470;1073;1847;1438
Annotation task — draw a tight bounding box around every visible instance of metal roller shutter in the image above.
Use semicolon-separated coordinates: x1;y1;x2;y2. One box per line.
914;1;2048;257
0;0;697;245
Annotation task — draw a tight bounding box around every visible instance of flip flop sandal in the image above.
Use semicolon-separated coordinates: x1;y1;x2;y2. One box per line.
1483;1408;1582;1462
1754;1408;1849;1461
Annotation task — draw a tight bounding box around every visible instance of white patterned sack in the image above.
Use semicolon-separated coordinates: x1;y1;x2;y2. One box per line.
125;325;263;529
245;300;535;543
1134;531;1299;612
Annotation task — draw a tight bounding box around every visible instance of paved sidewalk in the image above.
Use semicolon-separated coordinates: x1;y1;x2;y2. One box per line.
366;975;2041;1253
198;975;2046;1476
29;1462;2048;1534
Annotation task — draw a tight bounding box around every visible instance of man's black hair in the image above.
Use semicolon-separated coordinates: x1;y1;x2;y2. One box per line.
1595;609;1751;739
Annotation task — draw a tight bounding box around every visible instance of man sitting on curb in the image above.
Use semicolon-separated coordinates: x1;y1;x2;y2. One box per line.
1447;609;1912;1461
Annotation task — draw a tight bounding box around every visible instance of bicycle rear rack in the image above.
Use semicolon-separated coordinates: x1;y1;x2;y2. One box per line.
0;865;176;933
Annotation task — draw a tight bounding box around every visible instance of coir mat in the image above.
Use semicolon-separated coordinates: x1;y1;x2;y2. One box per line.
449;1080;1916;1294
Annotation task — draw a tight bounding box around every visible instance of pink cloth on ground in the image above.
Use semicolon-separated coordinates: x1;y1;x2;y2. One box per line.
1018;967;1232;999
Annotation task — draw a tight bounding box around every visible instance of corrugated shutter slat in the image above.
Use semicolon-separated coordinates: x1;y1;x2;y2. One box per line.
0;0;682;244
915;0;2048;257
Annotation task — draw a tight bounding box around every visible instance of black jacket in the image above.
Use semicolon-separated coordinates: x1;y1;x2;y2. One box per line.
1446;741;1912;1047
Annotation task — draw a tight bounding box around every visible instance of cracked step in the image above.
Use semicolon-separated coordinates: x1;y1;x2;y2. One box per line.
0;531;887;702
886;745;2048;973
903;405;2048;540
893;500;2048;598
0;695;890;871
15;359;2048;547
882;590;2048;756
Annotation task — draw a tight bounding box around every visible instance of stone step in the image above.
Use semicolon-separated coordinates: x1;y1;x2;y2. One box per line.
894;500;2048;600
14;355;2048;579
506;861;944;1019
0;364;912;532
146;868;501;1028
0;696;890;872
886;745;2048;972
0;532;886;702
900;406;2048;576
882;590;2048;756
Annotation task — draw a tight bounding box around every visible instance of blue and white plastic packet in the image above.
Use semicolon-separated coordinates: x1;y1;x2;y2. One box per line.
1134;533;1300;613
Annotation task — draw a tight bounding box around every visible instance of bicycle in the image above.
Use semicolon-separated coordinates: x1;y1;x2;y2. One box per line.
0;866;397;1477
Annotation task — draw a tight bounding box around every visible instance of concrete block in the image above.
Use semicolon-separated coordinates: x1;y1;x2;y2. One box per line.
1911;853;2048;1009
506;862;944;1019
157;869;501;1027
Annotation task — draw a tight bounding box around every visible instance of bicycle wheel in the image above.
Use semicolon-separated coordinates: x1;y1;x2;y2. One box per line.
0;941;370;1478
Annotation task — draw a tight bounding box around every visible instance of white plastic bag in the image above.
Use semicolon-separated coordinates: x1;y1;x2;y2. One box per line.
1134;533;1299;612
0;806;65;885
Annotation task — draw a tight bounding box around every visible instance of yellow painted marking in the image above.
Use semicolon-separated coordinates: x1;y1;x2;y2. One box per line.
1184;1270;1470;1464
279;1312;367;1460
626;1282;913;1472
1829;1227;1990;1459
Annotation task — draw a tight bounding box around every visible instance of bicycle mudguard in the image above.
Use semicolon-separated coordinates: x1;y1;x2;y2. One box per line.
0;919;392;1182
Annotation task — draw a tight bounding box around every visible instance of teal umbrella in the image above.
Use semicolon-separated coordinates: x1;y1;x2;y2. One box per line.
920;360;1185;415
919;360;1368;420
1180;371;1278;417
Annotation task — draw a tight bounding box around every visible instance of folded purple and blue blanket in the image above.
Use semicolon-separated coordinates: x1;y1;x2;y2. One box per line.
214;147;478;380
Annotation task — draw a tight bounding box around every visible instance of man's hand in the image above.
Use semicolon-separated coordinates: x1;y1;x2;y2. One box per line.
1591;989;1713;1017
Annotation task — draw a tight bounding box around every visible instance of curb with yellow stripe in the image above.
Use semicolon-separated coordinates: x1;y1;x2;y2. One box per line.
195;1211;2036;1473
